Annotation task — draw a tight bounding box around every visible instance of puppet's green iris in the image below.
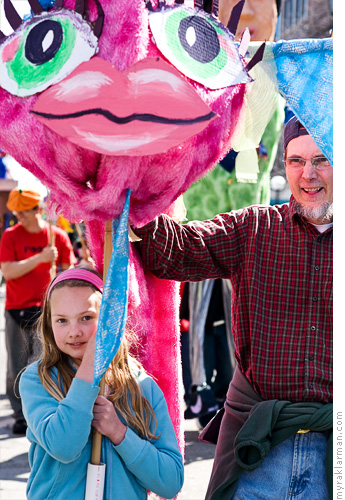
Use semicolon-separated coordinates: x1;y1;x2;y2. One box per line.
165;9;227;80
149;6;251;90
7;18;75;92
0;11;98;97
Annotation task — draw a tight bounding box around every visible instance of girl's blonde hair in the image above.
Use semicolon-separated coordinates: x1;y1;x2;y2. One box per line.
37;272;158;441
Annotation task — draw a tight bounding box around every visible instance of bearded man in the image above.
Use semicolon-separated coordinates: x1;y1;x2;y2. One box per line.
133;116;333;499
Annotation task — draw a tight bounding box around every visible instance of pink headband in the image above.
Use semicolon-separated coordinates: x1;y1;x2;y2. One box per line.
47;269;103;300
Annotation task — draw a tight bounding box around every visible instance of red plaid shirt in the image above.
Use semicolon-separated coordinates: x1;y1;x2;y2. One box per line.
135;197;333;404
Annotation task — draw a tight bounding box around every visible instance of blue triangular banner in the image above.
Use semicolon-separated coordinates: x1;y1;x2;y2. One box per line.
93;190;130;385
259;38;333;164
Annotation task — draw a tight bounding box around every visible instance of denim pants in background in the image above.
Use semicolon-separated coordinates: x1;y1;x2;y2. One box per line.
233;432;329;500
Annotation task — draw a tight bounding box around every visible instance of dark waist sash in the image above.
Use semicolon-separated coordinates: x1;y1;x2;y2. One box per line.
199;366;333;500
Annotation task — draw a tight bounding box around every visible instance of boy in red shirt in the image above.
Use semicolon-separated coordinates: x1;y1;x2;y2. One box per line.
0;188;76;433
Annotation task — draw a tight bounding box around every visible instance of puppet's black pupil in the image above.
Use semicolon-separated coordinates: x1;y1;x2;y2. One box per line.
178;16;220;64
25;20;63;65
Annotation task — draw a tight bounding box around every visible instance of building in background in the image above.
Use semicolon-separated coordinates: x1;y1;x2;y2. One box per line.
276;0;333;39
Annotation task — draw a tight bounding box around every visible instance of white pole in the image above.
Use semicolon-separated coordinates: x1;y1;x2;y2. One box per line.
85;463;106;500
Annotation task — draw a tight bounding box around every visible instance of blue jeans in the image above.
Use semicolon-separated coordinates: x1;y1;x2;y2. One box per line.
233;432;329;499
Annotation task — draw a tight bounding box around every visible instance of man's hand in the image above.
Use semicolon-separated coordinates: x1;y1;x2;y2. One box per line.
39;246;58;263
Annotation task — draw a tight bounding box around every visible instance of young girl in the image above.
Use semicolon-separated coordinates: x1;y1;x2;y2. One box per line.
19;268;184;500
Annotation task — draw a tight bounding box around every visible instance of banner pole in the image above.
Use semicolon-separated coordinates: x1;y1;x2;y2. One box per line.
49;221;56;279
91;220;112;466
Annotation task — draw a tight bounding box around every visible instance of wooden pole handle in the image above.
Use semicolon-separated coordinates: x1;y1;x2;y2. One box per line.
49;222;56;279
90;378;106;465
90;220;112;466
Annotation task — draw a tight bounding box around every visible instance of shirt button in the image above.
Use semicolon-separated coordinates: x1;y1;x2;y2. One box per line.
311;326;316;331
314;265;320;271
309;356;314;361
312;296;318;302
309;384;313;389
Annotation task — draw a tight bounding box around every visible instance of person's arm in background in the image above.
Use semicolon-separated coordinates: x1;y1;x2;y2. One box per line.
0;224;59;280
1;246;58;280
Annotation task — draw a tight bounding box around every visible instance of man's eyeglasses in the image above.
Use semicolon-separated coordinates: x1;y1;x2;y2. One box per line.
284;156;331;170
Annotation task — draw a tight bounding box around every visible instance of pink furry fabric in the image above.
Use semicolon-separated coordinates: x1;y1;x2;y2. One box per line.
128;245;184;447
0;0;248;458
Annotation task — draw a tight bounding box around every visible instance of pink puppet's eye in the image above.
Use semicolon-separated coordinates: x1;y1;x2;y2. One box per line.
0;9;99;97
149;5;251;89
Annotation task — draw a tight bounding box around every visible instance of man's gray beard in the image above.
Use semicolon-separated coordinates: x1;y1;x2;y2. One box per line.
294;201;333;223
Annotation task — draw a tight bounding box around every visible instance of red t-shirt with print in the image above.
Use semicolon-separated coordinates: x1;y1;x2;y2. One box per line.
0;222;76;309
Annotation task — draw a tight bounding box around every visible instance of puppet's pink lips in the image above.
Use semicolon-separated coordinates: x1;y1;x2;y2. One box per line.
32;57;217;156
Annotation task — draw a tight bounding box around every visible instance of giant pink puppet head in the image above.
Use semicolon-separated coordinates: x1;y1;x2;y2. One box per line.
0;0;261;226
0;0;259;458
